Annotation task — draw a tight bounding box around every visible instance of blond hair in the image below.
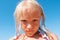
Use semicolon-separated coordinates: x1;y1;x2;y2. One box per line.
14;0;45;36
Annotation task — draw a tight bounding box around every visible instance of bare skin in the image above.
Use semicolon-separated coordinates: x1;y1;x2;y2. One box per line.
17;33;43;40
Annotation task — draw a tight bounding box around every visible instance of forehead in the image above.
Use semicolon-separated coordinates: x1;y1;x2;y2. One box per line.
19;7;42;20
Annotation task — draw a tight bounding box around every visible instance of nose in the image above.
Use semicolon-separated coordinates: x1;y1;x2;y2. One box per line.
27;24;32;29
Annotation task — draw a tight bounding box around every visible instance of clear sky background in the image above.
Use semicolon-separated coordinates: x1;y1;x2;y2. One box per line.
0;0;60;40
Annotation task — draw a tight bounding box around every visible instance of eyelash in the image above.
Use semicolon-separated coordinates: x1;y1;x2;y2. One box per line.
21;19;38;24
33;20;37;22
21;20;27;22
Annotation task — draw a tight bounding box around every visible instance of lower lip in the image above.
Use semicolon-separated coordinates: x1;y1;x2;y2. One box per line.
26;30;33;33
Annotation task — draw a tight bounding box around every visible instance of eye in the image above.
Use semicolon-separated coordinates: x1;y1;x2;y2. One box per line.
33;19;39;25
33;19;38;22
20;20;27;25
21;20;27;22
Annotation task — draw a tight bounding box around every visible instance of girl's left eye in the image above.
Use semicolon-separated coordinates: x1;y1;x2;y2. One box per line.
33;19;38;23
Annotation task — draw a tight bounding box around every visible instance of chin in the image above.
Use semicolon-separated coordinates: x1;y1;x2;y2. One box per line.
26;33;35;37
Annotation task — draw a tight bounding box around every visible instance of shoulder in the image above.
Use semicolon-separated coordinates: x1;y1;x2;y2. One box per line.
50;33;58;40
46;32;58;40
9;34;22;40
16;34;24;40
9;35;17;40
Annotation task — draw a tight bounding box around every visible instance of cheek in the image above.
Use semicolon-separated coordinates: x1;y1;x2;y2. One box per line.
34;25;39;31
33;22;40;32
34;21;40;27
20;22;26;31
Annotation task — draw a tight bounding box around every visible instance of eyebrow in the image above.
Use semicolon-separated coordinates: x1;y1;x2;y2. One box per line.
20;19;26;21
19;18;39;21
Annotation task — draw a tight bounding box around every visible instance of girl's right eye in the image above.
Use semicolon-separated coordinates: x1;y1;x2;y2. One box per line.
21;20;27;24
21;20;27;22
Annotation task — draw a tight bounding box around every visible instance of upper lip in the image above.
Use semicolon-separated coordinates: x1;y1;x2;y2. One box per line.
26;29;33;32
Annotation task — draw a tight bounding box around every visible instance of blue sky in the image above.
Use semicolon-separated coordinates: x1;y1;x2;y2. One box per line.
0;0;60;40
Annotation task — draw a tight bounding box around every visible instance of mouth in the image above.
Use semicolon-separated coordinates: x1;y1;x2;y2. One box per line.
25;29;34;33
26;29;33;32
24;29;36;37
25;31;34;37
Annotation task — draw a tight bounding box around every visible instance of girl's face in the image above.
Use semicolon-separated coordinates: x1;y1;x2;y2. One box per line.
19;8;41;37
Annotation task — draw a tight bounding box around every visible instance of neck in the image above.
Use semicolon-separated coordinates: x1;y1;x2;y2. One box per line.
24;33;42;38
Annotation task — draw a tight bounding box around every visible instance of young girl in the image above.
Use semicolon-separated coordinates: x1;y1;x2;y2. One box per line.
10;0;58;40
